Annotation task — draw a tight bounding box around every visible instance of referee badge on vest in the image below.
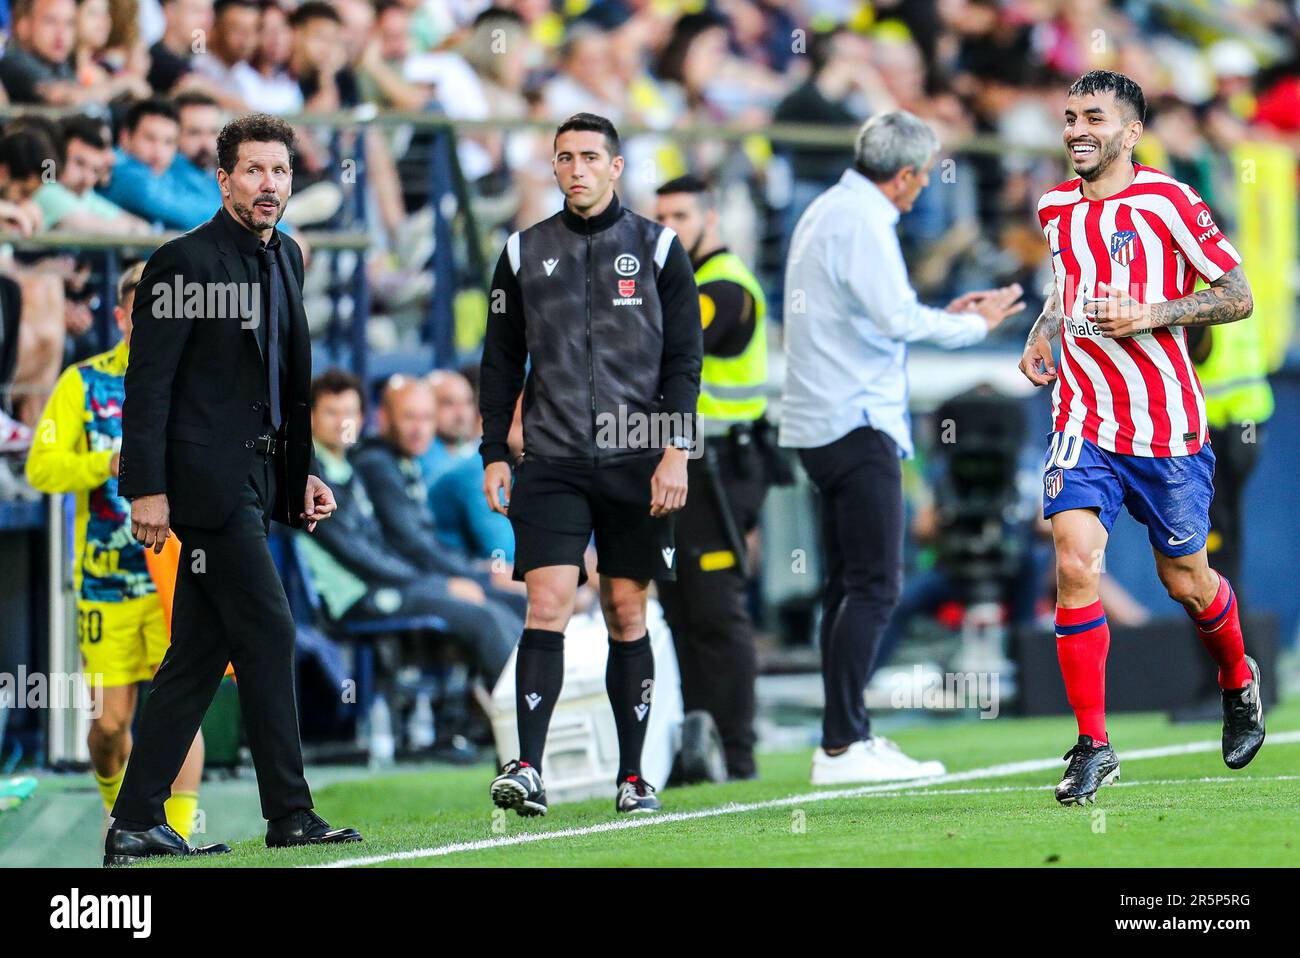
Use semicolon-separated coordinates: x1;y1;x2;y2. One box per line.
1045;468;1064;499
1109;230;1138;266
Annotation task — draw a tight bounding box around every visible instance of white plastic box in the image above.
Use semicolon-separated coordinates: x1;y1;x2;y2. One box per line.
489;601;683;804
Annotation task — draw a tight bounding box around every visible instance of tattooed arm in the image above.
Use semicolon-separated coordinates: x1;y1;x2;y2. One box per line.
1019;287;1062;387
1150;265;1253;328
1087;266;1253;338
1025;286;1064;345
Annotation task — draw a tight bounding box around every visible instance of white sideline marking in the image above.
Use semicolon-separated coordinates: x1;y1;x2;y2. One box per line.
310;731;1300;868
855;774;1299;801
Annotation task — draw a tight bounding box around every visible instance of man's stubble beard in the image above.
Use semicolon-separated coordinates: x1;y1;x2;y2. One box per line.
1075;130;1126;183
231;196;284;233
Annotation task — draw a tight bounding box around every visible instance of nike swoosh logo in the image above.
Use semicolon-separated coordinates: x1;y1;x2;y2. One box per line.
1168;533;1195;546
1052;247;1071;257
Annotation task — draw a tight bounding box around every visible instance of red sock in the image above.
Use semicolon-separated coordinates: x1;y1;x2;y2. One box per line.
1056;599;1109;744
1191;573;1252;689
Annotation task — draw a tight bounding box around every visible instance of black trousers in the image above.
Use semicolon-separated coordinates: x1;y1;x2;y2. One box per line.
1185;423;1263;697
797;427;903;750
657;443;769;777
1207;424;1261;589
341;579;521;685
113;454;313;824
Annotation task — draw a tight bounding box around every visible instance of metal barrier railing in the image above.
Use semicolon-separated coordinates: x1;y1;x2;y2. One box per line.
2;229;374;403
4;107;1297;391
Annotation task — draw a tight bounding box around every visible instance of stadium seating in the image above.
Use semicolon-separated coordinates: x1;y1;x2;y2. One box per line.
267;529;459;754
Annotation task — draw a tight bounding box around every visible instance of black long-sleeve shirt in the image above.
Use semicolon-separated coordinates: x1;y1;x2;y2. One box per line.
479;192;702;465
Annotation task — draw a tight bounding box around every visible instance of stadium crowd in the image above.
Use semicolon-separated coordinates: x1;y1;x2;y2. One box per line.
1;1;1298;406
1;0;1298;763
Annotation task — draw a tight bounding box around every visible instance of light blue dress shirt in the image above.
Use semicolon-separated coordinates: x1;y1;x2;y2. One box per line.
779;168;988;458
98;149;220;231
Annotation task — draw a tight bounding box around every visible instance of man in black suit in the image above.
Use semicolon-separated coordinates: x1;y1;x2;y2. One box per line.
104;113;362;865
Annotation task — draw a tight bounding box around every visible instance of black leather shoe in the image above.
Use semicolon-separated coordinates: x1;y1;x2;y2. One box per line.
103;824;233;867
266;809;363;848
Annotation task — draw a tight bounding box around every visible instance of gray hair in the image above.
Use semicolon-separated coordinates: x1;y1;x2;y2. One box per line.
853;110;939;182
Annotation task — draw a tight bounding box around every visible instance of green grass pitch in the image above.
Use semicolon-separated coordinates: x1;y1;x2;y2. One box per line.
144;700;1300;868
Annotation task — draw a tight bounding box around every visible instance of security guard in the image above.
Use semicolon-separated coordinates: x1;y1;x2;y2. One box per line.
1173;317;1274;720
1194;321;1273;591
654;175;783;780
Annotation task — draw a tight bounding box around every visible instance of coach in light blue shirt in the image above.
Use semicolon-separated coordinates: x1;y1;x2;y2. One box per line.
781;110;1024;785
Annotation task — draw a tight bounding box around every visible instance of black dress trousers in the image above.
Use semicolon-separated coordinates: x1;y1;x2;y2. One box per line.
112;452;313;824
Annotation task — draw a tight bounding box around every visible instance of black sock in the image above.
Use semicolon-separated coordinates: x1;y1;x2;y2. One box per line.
606;633;654;783
515;628;565;775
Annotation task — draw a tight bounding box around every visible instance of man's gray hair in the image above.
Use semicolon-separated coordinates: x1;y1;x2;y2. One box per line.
853;110;939;183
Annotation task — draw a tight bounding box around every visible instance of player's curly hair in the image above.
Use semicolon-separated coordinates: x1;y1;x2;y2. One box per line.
1068;70;1147;124
216;113;296;175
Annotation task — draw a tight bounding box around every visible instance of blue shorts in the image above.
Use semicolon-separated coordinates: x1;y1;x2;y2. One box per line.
1041;432;1216;557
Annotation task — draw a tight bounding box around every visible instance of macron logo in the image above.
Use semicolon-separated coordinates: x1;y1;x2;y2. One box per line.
525;692;542;711
634;704;650;722
661;547;675;568
542;258;558;276
50;888;151;938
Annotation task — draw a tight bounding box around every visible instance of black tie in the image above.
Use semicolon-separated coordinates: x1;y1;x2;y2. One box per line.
258;243;283;431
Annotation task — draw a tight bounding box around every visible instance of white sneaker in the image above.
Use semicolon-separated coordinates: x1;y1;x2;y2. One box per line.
869;736;946;778
811;740;911;785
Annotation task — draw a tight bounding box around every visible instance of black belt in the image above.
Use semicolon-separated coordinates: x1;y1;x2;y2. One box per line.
248;434;279;456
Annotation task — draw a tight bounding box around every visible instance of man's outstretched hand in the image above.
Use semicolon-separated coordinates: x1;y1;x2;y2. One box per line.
302;474;336;532
949;283;1026;332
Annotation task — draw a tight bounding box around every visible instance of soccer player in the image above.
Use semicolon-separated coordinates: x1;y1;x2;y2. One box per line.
1020;70;1264;805
25;263;211;843
479;113;702;816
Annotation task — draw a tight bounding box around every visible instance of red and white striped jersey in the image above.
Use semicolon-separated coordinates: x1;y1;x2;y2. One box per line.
1037;163;1242;457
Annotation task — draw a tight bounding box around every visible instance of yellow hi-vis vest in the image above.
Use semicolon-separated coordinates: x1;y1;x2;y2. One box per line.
695;251;768;425
1195;141;1293;430
1196;318;1274;429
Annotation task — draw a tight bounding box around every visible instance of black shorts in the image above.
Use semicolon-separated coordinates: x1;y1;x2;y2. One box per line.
508;454;677;585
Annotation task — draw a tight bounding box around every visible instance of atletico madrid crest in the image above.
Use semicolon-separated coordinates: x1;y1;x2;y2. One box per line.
1109;230;1138;266
1044;468;1064;499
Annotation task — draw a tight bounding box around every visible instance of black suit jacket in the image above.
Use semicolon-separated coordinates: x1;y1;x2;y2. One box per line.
119;209;312;529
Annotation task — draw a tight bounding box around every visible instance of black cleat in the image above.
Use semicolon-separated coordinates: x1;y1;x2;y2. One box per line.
1054;735;1120;806
491;760;548;817
615;775;661;814
1222;655;1265;770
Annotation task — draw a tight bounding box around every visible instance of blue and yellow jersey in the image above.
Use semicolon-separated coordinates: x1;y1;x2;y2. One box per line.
25;340;154;602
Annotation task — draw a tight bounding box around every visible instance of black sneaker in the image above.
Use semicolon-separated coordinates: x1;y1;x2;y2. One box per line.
1222;655;1265;770
490;760;547;817
615;775;661;814
1054;735;1120;806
